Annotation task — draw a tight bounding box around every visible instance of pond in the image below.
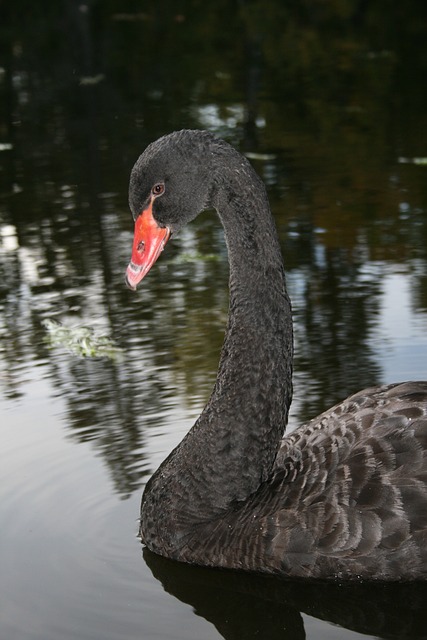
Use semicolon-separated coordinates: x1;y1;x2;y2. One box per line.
1;2;427;639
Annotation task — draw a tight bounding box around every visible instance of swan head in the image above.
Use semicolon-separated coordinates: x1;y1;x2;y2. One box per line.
126;130;218;290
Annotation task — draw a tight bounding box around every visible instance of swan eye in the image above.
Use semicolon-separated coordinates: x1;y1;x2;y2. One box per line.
152;183;165;197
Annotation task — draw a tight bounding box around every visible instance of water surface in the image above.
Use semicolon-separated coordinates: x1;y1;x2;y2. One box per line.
1;2;427;639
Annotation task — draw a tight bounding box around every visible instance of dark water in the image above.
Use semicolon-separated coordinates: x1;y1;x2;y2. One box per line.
1;2;427;639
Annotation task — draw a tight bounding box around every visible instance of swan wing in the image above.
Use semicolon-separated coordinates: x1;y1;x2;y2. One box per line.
253;382;427;578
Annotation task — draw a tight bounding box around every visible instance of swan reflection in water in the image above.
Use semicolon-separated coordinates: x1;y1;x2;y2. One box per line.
144;548;427;640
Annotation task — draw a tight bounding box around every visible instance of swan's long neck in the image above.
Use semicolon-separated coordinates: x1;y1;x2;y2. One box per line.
206;156;294;492
140;150;293;555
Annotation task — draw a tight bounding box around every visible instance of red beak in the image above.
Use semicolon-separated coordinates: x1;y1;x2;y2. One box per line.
125;202;170;291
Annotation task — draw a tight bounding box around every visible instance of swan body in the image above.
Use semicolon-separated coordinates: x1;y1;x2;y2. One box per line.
125;129;427;581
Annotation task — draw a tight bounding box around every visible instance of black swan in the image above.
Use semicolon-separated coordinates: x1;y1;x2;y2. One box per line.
125;129;427;581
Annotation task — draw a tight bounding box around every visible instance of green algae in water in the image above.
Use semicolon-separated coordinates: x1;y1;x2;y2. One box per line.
42;319;123;360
